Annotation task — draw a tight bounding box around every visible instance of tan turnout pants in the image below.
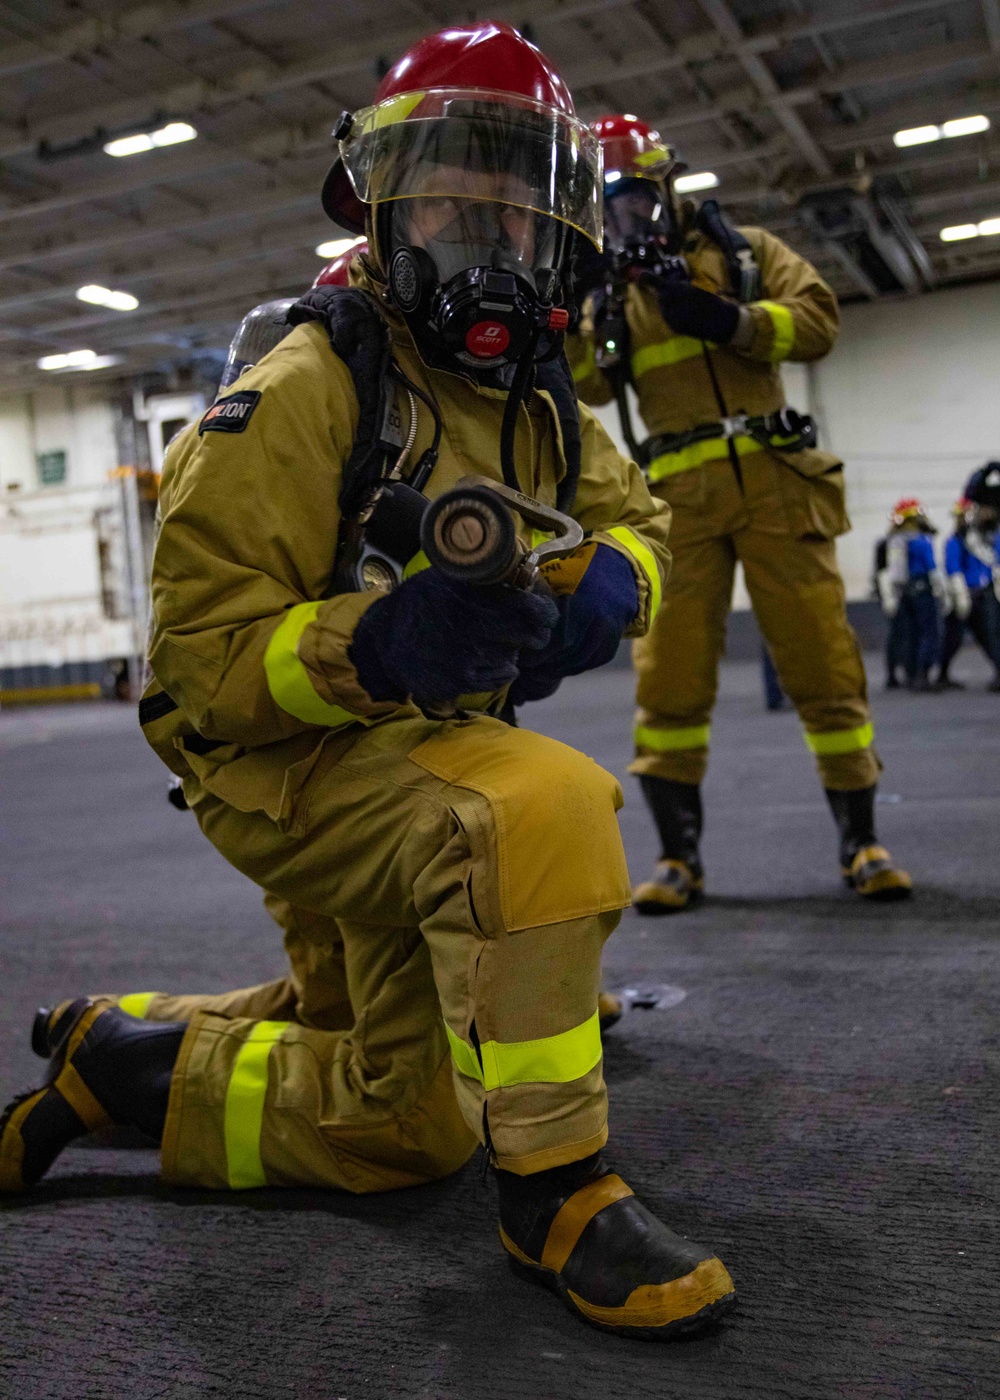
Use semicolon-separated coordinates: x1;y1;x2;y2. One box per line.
631;449;880;792
135;714;631;1192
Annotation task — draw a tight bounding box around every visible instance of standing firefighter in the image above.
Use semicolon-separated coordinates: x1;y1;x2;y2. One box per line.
875;498;942;692
569;114;912;911
0;26;738;1340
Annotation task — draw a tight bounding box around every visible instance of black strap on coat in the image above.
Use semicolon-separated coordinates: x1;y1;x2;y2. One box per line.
695;200;762;304
534;352;583;514
286;287;393;516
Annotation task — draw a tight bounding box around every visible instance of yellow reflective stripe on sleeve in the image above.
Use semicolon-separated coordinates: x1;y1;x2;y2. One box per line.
631;336;706;379
647;434;759;482
803;722;874;756
635;723;710;751
445;1011;602;1092
402;549;431;579
118;992;157;1019
607;525;662;621
224;1021;289;1189
571;342;597;384
263;600;361;728
758;300;795;362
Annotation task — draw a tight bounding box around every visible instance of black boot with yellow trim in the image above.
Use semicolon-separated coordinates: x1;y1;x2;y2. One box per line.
632;776;704;915
497;1152;735;1338
825;785;913;901
0;1000;184;1193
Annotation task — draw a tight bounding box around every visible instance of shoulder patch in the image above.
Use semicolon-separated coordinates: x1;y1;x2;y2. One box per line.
199;390;262;435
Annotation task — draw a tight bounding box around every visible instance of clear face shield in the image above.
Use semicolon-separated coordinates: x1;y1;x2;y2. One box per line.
386;171;562;294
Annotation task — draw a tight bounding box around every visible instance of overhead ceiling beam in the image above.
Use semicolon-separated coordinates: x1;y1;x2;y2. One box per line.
745;0;976;53
0;5;988;188
695;0;833;177
0;0;623;86
0;231;325;316
0;0;624;162
782;37;995;108
0;187;321;276
817;82;1000;152
0;0;274;81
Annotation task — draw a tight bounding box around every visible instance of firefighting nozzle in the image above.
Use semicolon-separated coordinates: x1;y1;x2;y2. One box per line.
420;477;583;590
219;297;296;391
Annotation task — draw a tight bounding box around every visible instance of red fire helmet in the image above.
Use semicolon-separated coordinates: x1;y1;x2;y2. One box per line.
321;22;601;248
312;238;368;288
891;497;924;525
591;113;679;187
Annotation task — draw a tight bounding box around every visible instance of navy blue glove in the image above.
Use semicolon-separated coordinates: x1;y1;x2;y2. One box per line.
509;544;639;705
349;569;558;710
656;280;739;344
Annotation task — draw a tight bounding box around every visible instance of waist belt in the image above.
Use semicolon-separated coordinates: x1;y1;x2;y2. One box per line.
640;408;818;480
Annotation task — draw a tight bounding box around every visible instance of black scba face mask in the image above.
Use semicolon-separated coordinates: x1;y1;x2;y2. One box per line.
379;199;571;376
604;178;685;278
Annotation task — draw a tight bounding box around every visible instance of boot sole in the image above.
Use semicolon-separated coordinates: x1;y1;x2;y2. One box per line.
632;888;703;917
501;1232;736;1340
841;871;914;901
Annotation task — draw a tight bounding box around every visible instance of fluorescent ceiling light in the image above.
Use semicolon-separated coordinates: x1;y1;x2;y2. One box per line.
893;125;940;148
152;121;198;147
940;223;984;241
37;349;120;371
942;115;990;138
38;349;97;370
894;115;990;148
104;121;197;157
76;284;139;311
315;236;365;258
674;171;719;193
977;216;1000;235
604;169;622;184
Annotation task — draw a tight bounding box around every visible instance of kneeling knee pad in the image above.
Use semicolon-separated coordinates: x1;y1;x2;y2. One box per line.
411;719;631;933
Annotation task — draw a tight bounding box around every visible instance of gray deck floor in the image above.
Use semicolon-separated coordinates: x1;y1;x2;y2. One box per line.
1;653;998;1400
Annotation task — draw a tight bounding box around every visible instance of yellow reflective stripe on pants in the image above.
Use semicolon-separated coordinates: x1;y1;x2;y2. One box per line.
444;1010;602;1092
635;723;711;751
757;300;795;362
647;434;759;482
571;341;597;384
803;722;874;756
224;1020;290;1189
631;335;706;379
263;601;361;728
607;525;662;620
118;992;157;1019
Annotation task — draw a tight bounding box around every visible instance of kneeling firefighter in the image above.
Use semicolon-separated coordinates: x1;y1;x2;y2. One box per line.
0;26;737;1339
568;114;912;910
